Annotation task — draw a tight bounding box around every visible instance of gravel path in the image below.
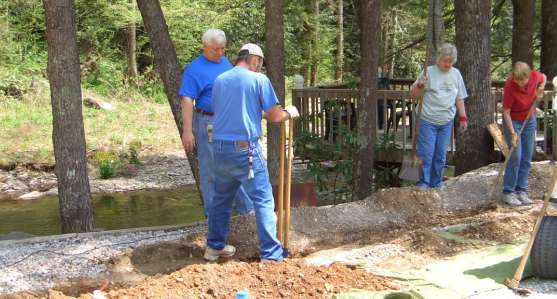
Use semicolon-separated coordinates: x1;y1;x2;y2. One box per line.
0;223;206;294
467;278;557;298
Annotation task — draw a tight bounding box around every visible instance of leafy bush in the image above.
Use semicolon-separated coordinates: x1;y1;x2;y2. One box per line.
94;151;121;179
127;140;142;165
374;133;402;189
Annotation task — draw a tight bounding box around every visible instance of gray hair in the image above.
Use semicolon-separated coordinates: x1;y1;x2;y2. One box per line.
202;29;226;46
436;43;458;63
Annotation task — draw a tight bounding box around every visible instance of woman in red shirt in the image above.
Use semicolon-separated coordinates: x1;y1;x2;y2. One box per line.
501;61;546;206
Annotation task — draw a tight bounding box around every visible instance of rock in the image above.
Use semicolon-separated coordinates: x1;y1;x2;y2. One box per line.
83;97;115;111
28;177;56;192
119;164;139;178
0;159;16;171
0;231;35;241
0;179;29;200
18;191;44;200
45;187;58;196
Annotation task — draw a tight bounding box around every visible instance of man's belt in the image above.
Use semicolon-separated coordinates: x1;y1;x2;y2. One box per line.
237;141;249;150
195;108;214;116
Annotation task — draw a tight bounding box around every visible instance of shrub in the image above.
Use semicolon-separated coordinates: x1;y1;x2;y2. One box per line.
94;151;121;179
127;140;142;165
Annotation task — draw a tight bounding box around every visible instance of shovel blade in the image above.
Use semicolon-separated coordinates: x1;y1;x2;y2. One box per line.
399;165;420;182
399;155;421;182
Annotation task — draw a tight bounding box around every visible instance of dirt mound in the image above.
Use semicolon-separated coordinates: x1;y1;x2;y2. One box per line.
45;259;398;299
404;230;466;256
372;188;441;224
459;215;535;244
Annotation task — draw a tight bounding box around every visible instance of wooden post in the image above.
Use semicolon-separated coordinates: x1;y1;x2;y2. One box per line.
552;77;557;160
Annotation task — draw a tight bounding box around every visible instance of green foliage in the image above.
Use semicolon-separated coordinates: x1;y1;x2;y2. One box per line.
374;133;401;189
94;151;121;179
294;123;358;203
127;140;142;165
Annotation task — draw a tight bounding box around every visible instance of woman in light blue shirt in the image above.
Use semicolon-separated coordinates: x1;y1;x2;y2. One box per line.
409;43;469;188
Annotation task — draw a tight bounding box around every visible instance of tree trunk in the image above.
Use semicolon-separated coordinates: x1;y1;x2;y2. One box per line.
301;0;317;86
136;0;201;201
427;0;444;65
454;0;493;175
511;0;535;66
127;0;138;78
541;0;557;80
335;0;344;82
309;0;320;86
353;0;380;201
265;0;285;184
43;0;94;233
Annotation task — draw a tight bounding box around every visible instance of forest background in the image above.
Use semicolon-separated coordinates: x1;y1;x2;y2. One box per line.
0;0;530;103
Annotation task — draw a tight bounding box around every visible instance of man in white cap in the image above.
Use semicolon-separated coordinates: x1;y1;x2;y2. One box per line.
178;29;254;217
203;43;299;262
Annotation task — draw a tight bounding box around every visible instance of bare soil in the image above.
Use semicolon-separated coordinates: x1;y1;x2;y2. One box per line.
6;162;557;299
40;259;397;299
15;203;547;299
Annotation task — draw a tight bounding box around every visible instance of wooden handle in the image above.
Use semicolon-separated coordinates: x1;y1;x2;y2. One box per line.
284;119;294;249
508;163;557;287
277;122;285;243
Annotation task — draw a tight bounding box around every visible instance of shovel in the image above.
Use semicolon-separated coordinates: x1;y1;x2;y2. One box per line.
277;118;294;249
490;98;538;200
399;45;431;182
399;73;427;182
505;162;557;291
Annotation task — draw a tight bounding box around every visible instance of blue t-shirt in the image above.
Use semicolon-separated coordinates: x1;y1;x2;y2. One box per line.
212;67;279;141
178;55;233;113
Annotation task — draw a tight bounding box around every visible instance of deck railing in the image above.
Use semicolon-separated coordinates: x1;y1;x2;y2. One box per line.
292;86;557;162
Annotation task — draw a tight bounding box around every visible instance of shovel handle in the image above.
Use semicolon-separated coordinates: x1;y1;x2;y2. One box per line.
508;163;557;288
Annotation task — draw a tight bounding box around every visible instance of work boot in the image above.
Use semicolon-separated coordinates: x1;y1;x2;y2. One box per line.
203;245;236;261
501;193;521;206
516;191;533;205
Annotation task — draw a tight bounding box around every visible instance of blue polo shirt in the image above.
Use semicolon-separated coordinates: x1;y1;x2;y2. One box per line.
178;55;233;113
211;67;279;141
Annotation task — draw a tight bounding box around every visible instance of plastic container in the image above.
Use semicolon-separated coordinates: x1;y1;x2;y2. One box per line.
92;290;107;299
236;290;249;299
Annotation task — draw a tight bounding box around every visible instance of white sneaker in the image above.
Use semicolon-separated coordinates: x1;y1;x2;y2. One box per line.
516;191;533;205
203;245;236;261
501;193;522;206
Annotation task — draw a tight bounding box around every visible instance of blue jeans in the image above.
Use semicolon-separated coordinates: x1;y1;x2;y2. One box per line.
208;140;286;261
502;117;536;194
416;119;453;188
193;113;254;216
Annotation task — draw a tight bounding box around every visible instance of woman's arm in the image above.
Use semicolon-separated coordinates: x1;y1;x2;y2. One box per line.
409;82;425;99
456;99;467;132
502;107;518;147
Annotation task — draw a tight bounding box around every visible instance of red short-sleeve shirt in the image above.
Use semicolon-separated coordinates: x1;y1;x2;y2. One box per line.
503;70;545;121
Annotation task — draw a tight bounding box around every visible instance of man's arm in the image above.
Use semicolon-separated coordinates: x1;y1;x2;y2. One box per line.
181;96;195;153
264;105;299;123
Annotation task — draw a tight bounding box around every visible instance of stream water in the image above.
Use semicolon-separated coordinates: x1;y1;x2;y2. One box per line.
0;186;204;237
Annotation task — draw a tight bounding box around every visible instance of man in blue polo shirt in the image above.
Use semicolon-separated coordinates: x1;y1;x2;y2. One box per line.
178;29;253;217
203;43;299;262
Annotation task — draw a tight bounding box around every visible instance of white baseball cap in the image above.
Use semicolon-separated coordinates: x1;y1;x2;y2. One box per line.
240;43;264;59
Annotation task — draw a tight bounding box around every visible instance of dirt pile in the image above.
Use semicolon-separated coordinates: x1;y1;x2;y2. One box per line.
459;215;535;244
44;259;398;299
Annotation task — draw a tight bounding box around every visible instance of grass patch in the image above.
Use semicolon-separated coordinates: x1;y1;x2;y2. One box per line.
0;81;181;166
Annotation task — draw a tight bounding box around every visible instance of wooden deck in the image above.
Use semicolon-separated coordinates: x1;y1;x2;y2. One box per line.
292;83;557;163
